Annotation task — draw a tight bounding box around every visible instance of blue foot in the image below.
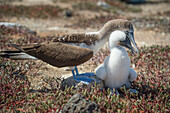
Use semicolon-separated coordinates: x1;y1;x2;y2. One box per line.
76;72;96;77
72;66;95;84
74;76;94;84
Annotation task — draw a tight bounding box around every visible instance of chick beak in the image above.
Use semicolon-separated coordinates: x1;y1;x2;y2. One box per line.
119;32;138;55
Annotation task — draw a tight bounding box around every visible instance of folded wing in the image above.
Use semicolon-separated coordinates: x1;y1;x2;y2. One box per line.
0;42;93;67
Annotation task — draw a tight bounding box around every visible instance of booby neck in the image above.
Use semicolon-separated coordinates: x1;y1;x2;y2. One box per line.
98;19;132;39
85;19;132;53
52;19;133;48
96;19;132;45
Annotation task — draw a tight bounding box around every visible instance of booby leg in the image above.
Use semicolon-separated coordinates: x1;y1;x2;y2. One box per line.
75;66;79;75
72;66;95;84
72;69;76;79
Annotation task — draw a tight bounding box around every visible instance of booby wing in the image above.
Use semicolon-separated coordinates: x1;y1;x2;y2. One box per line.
0;41;93;67
95;63;107;80
52;34;99;46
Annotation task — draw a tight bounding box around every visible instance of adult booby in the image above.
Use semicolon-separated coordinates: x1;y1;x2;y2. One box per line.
0;19;138;84
95;31;138;93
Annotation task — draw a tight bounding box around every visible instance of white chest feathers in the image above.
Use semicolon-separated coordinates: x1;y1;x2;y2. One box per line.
95;47;136;89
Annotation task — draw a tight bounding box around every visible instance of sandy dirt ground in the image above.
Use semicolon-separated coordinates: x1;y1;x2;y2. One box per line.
9;0;170;47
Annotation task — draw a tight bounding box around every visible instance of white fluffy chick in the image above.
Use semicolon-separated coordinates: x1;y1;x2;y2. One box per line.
95;30;138;93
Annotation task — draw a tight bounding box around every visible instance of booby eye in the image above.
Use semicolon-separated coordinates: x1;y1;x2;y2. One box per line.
124;31;131;40
124;31;129;35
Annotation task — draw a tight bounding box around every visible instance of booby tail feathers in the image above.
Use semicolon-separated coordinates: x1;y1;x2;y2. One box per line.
0;49;37;60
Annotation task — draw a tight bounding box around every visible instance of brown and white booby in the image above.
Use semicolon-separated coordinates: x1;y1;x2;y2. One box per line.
0;19;138;84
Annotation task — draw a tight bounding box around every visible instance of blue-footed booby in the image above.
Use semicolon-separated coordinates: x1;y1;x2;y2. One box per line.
95;30;138;93
0;19;138;84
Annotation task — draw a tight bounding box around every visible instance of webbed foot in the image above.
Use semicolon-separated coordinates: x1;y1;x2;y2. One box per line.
72;66;95;84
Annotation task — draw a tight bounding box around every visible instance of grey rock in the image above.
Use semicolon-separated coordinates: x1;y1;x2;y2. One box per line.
63;10;73;18
60;75;104;90
62;93;100;113
97;1;110;9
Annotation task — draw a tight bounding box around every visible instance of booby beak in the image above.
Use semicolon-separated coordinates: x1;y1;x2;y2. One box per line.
128;32;138;54
119;32;138;55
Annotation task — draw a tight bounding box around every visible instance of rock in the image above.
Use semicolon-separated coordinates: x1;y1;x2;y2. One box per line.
97;1;110;9
62;93;100;113
60;74;104;90
63;10;73;18
0;22;20;27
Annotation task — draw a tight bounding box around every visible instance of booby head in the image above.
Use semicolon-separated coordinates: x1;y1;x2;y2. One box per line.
119;31;138;55
108;30;138;55
101;19;138;55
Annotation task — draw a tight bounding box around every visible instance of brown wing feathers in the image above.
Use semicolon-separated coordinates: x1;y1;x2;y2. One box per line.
52;34;98;46
9;42;93;67
0;33;96;67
